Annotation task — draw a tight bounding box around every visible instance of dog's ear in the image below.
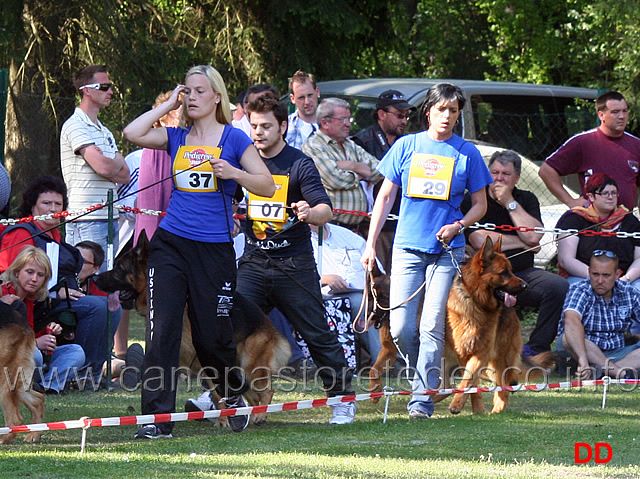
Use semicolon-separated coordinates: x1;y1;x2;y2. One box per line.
138;230;149;247
135;230;150;262
494;234;503;252
480;236;495;264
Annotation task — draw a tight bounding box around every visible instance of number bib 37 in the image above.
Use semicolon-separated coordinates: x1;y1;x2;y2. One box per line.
406;152;455;200
173;145;221;192
247;175;289;222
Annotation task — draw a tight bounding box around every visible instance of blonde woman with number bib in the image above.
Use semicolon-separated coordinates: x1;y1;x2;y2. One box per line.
361;83;492;419
123;65;275;439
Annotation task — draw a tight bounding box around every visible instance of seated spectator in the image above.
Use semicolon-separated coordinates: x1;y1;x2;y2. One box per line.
0;246;85;393
461;150;568;356
557;250;640;379
0;176;121;384
76;240;127;379
309;222;383;364
75;241;106;296
556;174;640;289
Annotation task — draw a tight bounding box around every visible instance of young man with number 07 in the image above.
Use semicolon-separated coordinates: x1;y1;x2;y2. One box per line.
236;94;358;425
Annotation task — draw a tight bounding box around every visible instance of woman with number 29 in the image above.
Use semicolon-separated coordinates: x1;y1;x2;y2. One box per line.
123;65;274;439
361;83;492;420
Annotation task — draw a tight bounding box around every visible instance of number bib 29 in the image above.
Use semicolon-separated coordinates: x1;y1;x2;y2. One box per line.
247;175;289;222
173;145;221;192
406;152;455;200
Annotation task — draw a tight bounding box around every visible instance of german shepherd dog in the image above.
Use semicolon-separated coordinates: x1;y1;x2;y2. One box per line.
94;232;291;426
369;236;556;414
0;302;45;444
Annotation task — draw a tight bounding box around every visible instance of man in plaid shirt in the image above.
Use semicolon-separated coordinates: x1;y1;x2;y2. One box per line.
302;98;382;232
557;250;640;379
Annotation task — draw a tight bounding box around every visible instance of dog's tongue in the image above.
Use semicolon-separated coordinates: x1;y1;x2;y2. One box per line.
504;293;517;308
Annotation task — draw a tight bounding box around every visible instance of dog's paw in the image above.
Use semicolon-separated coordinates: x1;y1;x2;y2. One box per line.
251;413;267;426
0;433;16;445
24;432;41;443
215;417;230;429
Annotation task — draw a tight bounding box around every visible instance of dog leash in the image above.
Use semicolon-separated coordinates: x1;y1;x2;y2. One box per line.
364;237;455;317
438;237;463;278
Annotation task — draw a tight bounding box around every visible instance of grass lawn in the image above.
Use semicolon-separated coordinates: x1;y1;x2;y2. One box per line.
2;313;639;478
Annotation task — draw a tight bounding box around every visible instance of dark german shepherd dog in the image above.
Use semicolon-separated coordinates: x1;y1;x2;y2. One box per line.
95;231;291;426
370;236;556;414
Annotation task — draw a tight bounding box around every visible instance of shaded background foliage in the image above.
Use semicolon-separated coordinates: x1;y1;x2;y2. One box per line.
0;0;639;207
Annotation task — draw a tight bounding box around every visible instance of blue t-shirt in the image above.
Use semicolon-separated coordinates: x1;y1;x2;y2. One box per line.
377;132;492;253
160;125;252;242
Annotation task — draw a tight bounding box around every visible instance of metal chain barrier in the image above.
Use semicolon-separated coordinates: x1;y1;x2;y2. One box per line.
2;206;637;239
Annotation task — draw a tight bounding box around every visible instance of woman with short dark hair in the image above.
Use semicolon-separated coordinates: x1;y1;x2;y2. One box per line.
362;83;493;419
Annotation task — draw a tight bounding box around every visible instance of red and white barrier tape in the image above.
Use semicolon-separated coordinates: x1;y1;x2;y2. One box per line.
2;378;637;437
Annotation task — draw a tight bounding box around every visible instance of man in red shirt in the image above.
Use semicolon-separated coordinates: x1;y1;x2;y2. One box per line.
539;91;640;211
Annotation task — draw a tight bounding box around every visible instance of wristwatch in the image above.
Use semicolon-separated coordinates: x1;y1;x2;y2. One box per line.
507;201;518;211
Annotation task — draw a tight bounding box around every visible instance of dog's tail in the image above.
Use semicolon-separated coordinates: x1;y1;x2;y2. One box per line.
517;351;558;382
271;334;292;372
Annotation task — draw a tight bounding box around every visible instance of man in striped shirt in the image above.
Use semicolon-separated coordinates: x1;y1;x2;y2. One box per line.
60;65;130;271
302;98;381;233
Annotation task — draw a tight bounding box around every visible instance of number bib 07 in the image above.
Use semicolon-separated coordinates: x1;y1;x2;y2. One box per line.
247;175;289;222
173;145;221;192
406;152;455;200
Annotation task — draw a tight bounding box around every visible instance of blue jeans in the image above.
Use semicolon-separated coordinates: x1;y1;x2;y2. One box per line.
50;295;121;376
389;246;464;415
34;345;85;392
66;220;119;273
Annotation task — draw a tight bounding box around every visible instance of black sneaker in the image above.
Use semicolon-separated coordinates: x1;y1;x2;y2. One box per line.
133;424;173;439
222;395;250;432
121;343;144;390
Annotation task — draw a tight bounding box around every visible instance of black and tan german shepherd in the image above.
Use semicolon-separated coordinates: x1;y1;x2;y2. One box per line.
0;302;44;444
95;232;291;426
369;236;556;414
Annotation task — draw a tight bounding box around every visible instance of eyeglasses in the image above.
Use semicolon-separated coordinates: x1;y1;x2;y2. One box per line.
78;83;113;92
329;116;353;125
592;250;617;259
384;110;409;121
595;191;618;198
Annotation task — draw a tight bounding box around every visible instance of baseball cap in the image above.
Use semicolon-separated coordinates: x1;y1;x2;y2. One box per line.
376;90;414;111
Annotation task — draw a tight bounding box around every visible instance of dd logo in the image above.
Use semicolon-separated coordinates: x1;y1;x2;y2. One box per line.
574;443;612;464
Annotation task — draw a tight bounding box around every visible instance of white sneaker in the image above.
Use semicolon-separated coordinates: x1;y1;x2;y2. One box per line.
184;391;215;422
329;401;357;425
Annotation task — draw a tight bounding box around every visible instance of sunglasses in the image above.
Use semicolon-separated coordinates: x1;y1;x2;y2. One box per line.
78;83;113;92
384;110;410;121
592;250;617;259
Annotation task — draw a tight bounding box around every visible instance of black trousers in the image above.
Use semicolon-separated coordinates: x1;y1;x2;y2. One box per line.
237;251;353;396
141;228;247;430
515;267;569;352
